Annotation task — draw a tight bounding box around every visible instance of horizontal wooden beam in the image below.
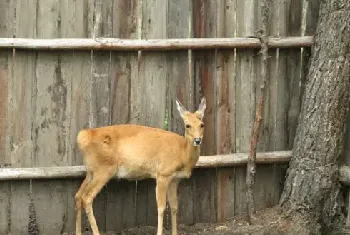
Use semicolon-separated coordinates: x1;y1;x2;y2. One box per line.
0;151;292;180
196;151;292;167
0;37;314;51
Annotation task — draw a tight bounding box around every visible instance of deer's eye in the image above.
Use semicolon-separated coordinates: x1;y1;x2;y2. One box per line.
185;124;191;129
200;123;204;128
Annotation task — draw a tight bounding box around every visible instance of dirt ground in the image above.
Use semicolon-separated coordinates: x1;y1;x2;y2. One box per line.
117;208;283;235
76;207;349;235
63;208;280;235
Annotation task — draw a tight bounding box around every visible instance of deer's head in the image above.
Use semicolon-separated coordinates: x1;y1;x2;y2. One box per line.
176;97;206;146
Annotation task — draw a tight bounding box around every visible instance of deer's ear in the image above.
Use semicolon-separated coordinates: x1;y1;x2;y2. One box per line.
195;97;206;120
176;100;189;119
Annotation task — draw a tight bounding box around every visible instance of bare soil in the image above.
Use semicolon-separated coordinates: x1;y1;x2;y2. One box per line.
118;208;283;235
70;207;348;235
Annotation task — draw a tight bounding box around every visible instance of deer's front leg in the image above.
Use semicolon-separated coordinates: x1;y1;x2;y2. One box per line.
168;179;180;235
156;175;170;235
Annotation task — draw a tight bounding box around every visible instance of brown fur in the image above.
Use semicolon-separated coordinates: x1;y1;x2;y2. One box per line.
75;98;206;235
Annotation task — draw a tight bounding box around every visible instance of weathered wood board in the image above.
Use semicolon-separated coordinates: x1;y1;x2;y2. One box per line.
167;0;194;226
0;0;313;233
215;0;237;222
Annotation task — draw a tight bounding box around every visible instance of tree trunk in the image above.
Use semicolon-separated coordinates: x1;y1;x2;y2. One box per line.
278;0;350;234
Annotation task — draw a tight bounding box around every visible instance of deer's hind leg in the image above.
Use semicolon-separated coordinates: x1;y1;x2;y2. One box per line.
75;172;92;235
81;167;115;235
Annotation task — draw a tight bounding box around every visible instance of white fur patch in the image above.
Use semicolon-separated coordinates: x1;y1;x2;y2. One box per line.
172;171;191;179
116;166;130;178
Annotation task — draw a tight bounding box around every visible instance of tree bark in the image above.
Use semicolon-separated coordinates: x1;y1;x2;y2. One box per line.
278;0;350;234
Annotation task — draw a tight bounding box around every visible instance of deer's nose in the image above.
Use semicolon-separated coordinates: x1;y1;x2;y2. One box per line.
194;138;202;146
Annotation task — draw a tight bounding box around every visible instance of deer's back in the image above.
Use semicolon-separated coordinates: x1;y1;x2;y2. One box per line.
77;124;188;178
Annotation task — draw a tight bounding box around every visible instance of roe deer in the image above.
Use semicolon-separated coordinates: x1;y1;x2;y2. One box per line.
75;97;206;235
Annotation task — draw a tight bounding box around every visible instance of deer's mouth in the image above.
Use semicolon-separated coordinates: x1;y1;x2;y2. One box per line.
193;138;202;146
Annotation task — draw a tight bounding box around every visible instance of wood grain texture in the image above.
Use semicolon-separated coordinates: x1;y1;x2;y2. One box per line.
193;0;217;156
0;1;13;233
192;169;217;223
0;2;12;230
215;0;236;222
60;1;90;233
167;0;194;226
0;0;313;232
279;1;350;231
135;180;149;226
107;1;139;231
285;0;303;149
235;0;259;215
0;49;10;234
192;0;218;224
138;0;168;227
0;37;314;51
30;0;71;233
0;151;293;180
254;0;280;211
87;0;115;232
6;1;38;233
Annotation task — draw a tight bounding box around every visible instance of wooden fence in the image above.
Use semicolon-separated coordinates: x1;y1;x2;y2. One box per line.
0;0;322;234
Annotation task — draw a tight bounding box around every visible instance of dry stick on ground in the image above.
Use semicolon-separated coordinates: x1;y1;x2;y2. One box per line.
246;0;271;224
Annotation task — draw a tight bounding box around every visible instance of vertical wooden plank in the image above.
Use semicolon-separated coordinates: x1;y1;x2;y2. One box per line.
0;181;10;234
280;0;304;201
235;0;259;215
147;179;158;226
216;0;237;222
10;53;36;168
138;0;168;228
105;1;140;232
167;0;194;226
253;0;285;211
64;49;92;233
85;1;115;232
60;0;88;39
105;179;122;233
0;0;13;233
120;181;137;230
33;0;64;166
59;0;90;233
300;0;320;112
6;1;38;233
89;0;113;128
9;51;36;234
0;49;10;234
29;0;71;233
192;0;217;156
133;0;148;228
285;0;303;149
136;180;149;226
139;0;167;128
192;169;217;223
167;0;193;134
192;0;218;223
11;0;37;167
32;48;70;233
107;50;139;231
254;0;279;211
177;179;194;225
